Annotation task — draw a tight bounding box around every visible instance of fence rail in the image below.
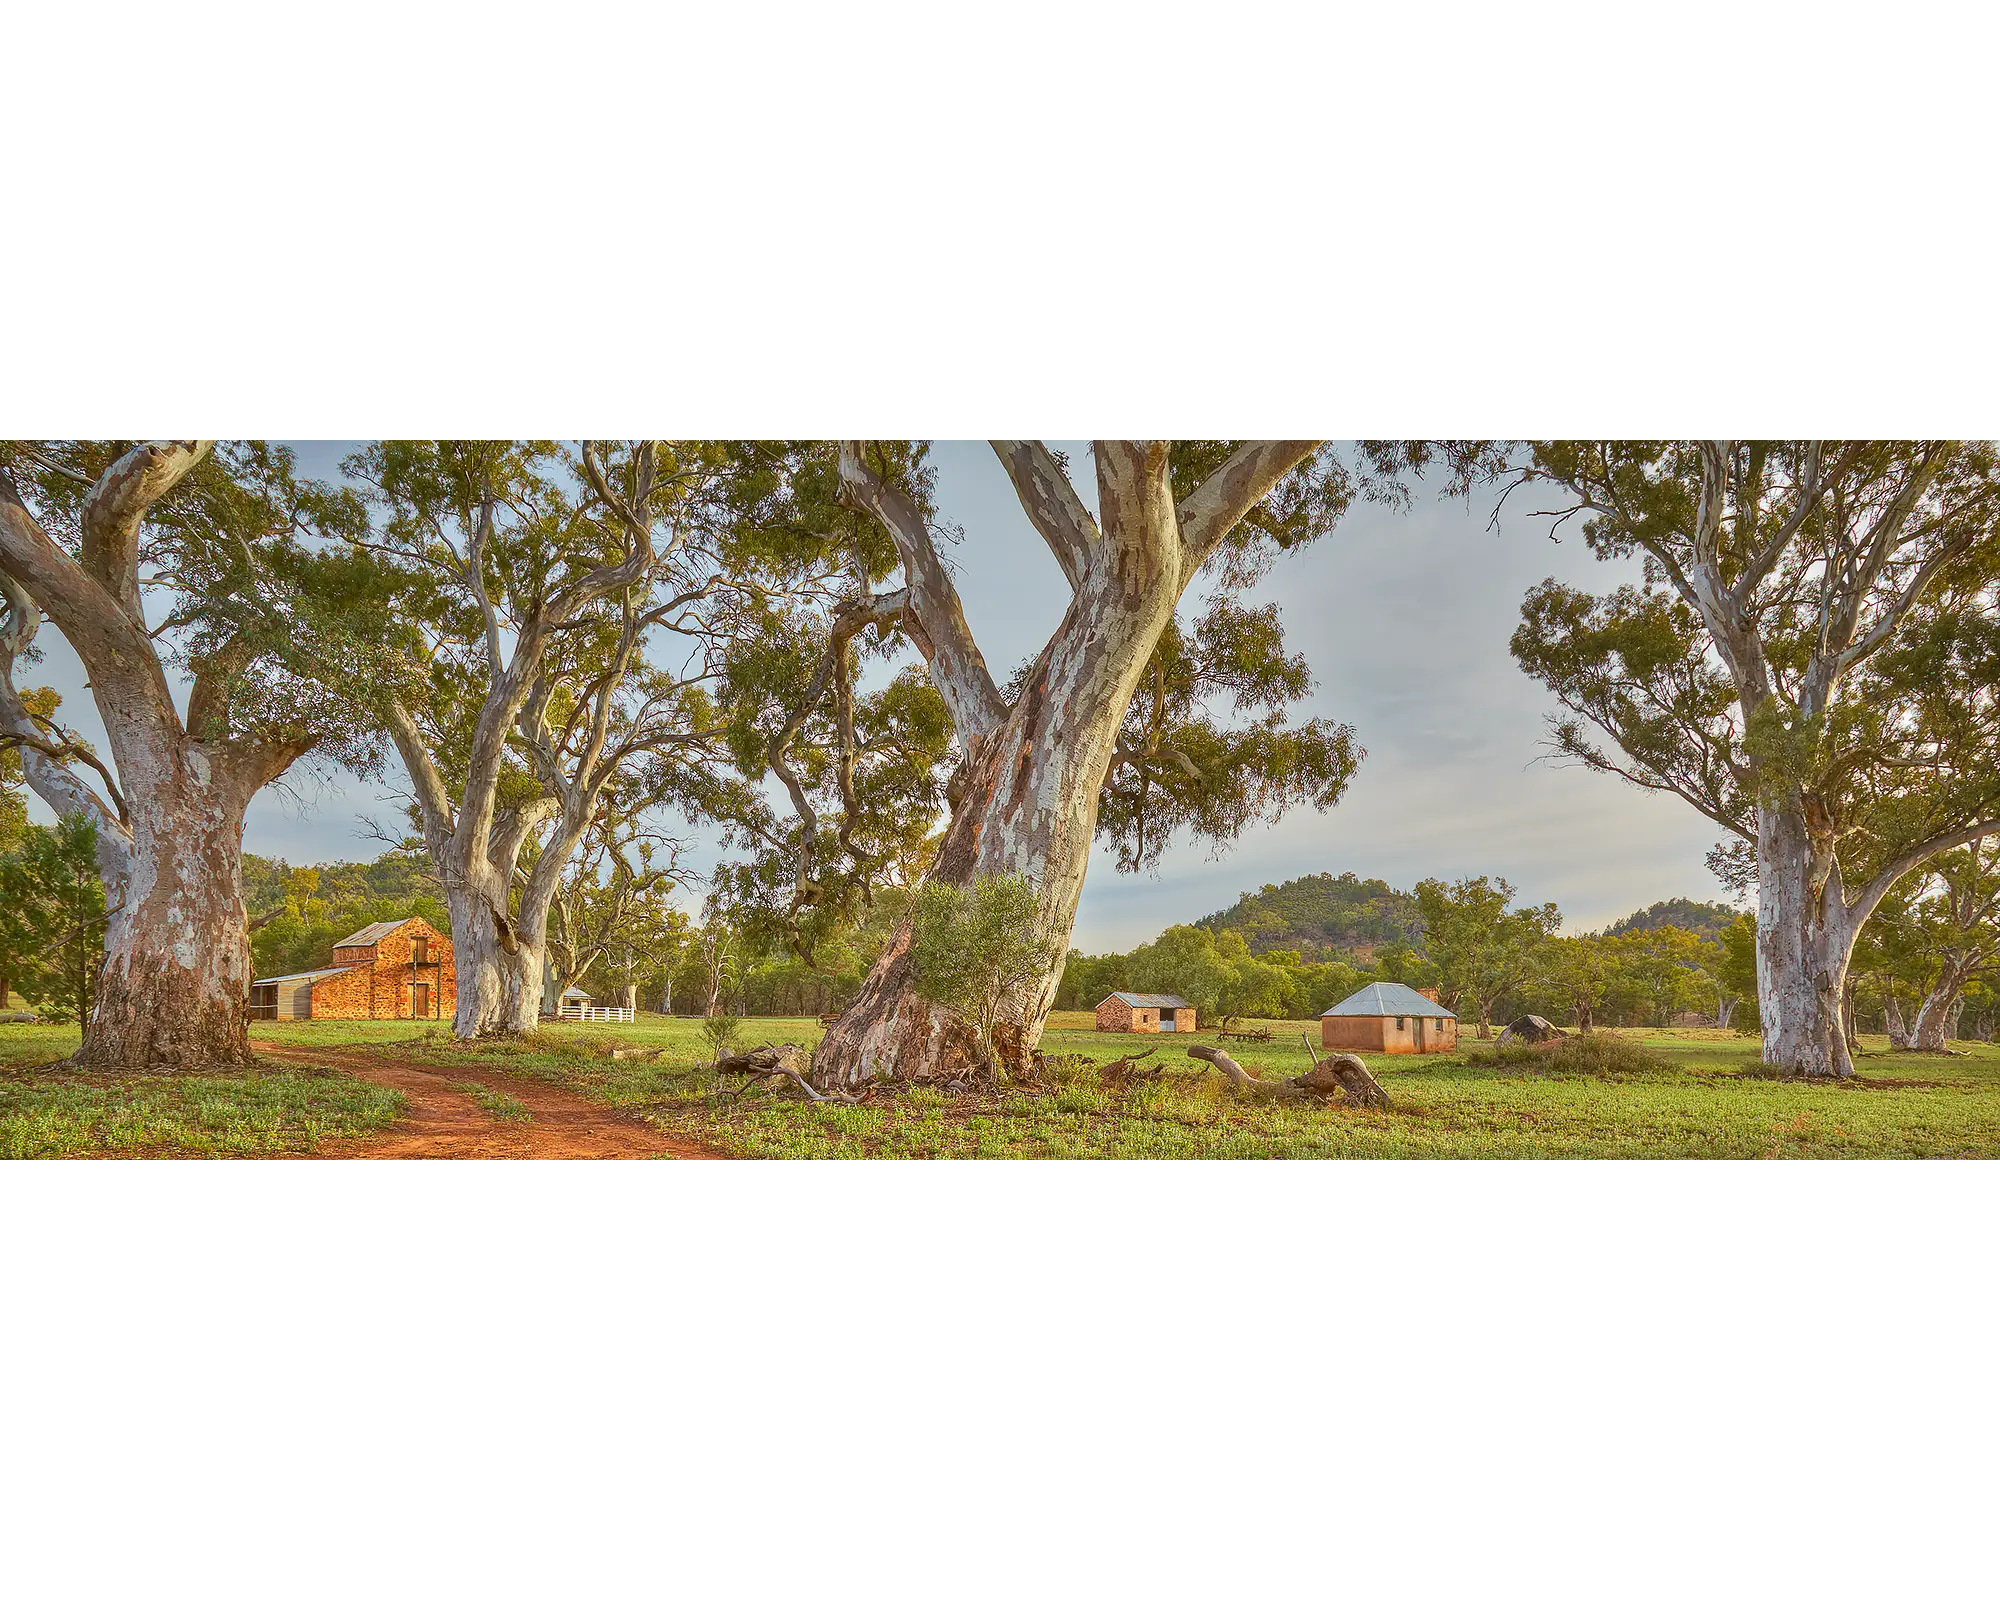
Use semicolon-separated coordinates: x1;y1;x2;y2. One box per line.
558;1004;634;1023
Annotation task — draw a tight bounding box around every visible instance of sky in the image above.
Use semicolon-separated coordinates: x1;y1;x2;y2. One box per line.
18;441;1733;949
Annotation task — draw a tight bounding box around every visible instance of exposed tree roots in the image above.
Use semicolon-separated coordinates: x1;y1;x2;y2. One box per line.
715;1044;877;1105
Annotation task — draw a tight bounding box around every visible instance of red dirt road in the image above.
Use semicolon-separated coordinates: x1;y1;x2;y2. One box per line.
255;1043;725;1160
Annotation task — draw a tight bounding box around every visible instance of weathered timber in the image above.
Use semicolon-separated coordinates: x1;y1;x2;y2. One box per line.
1187;1041;1391;1109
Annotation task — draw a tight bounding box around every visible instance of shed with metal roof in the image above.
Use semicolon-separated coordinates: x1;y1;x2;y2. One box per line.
1321;981;1458;1054
1095;991;1197;1034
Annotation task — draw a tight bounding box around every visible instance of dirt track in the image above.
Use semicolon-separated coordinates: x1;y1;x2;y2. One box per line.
255;1043;725;1160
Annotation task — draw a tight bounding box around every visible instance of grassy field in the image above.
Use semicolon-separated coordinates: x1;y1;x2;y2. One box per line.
141;1013;2000;1158
0;1027;407;1158
8;1013;1998;1158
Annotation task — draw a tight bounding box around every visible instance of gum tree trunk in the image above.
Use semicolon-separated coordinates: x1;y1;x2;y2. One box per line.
497;871;561;1033
3;445;314;1075
816;649;1162;1085
1910;961;1972;1052
383;701;562;1041
816;450;1189;1088
442;869;545;1036
1883;992;1912;1049
1754;799;1860;1078
80;750;265;1073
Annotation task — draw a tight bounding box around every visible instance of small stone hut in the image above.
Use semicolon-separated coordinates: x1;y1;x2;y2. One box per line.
251;916;454;1022
1095;992;1197;1034
1320;981;1458;1055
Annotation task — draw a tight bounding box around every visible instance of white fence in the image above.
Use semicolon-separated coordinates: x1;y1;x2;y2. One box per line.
558;1003;634;1023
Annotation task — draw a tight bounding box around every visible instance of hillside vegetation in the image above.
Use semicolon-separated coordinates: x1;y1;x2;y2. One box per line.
1194;872;1424;958
1603;898;1740;942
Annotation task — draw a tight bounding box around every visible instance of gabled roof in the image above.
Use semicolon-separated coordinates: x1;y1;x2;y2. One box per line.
560;986;593;1000
252;966;353;986
333;919;411;949
1105;991;1194;1010
1322;981;1457;1019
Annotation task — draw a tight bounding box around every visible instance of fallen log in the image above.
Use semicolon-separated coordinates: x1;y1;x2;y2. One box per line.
1186;1040;1391;1109
1098;1045;1165;1088
1299;1031;1392;1107
715;1044;873;1105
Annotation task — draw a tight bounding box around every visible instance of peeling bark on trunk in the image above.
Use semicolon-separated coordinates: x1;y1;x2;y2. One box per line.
3;446;314;1075
77;749;265;1074
812;439;1321;1090
443;871;544;1037
816;526;1181;1086
1883;992;1913;1050
1754;800;1859;1078
1910;961;1972;1051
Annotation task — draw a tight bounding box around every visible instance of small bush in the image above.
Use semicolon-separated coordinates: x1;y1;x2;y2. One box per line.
701;1013;744;1059
1462;1031;1665;1077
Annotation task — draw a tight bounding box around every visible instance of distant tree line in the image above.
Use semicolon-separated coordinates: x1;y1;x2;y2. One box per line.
1059;875;1758;1035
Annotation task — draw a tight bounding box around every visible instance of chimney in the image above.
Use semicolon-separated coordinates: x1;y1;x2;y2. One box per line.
1417;988;1440;1003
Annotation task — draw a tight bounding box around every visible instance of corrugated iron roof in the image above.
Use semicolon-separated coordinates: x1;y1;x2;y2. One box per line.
1105;991;1194;1010
1322;981;1457;1019
251;966;353;986
332;919;409;949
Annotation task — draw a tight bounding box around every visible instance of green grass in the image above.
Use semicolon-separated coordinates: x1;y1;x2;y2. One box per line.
456;1081;533;1123
0;1024;407;1158
229;1014;2000;1160
10;1014;1999;1158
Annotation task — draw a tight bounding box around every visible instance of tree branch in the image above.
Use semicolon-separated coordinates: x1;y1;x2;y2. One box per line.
80;440;212;624
836;442;1005;739
990;440;1097;590
1175;441;1321;569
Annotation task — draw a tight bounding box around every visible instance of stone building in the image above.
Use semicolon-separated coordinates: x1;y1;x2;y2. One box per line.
250;916;455;1022
1320;981;1458;1054
1094;991;1197;1033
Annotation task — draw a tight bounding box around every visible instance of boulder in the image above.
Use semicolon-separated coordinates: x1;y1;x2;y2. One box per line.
1497;1014;1565;1045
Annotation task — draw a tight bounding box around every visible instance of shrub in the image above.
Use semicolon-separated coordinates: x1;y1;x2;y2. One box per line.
701;1013;744;1059
1461;1031;1665;1076
908;873;1061;1064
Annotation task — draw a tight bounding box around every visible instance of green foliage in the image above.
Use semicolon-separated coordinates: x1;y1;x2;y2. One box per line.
1525;935;1616;1029
1094;599;1361;873
1720;914;1761;1033
1501;441;2000;915
1599;924;1718;1028
1193;871;1424;958
908;874;1060;1057
1415;875;1559;1026
1461;1031;1667;1077
244;848;449;978
0;814;106;1024
1122;924;1234;1021
701;1013;744;1059
1604;898;1740;942
5;440;391;776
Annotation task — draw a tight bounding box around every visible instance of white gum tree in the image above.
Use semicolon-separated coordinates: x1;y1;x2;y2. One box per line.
811;440;1374;1088
1500;440;2000;1077
0;441;364;1072
295;440;848;1037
